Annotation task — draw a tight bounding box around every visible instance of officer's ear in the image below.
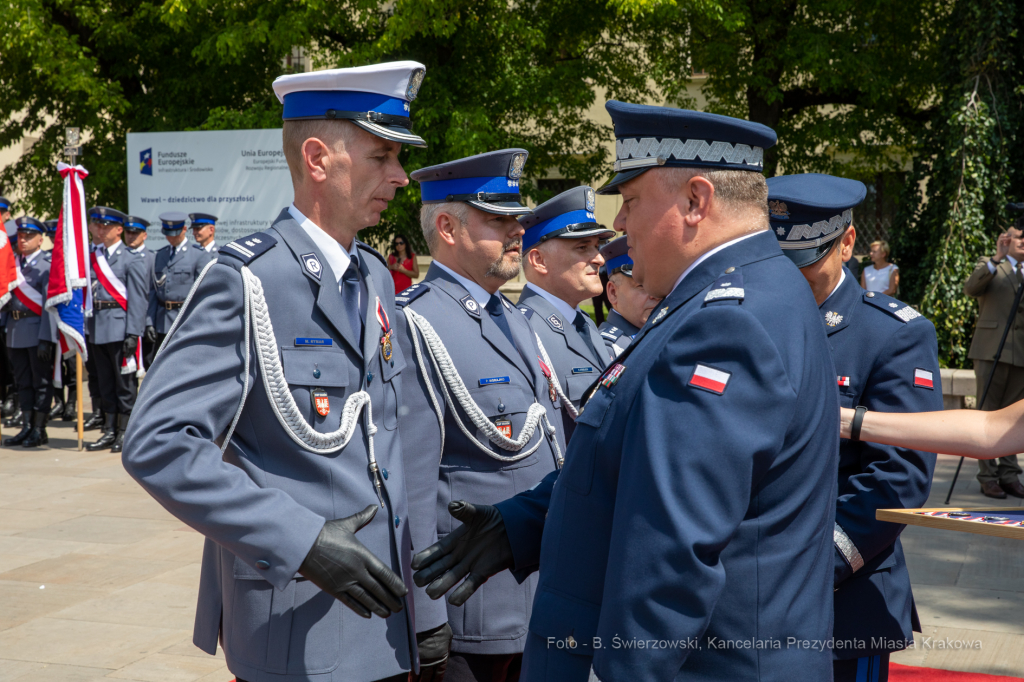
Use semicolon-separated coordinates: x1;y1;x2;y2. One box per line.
606;276;620;308
840;225;856;261
680;175;714;228
525;244;548;275
435;211;460;247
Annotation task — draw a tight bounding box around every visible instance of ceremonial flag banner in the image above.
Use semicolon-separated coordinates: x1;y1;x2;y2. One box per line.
46;163;91;361
0;225;17;309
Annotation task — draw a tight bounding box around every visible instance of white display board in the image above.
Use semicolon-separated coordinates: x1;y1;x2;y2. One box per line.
126;129;292;247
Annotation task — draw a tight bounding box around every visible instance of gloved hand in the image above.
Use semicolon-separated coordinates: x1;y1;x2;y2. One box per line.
36;341;53;363
299;504;408;618
144;325;157;344
412;501;514;606
409;622;453;681
122;334;138;358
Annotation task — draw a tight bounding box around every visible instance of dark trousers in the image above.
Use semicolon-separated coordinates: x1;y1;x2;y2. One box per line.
834;653;889;682
974;360;1024;484
85;340;101;410
8;346;53;413
92;341;137;415
239;676;408;682
447;652;521;682
0;331;12;398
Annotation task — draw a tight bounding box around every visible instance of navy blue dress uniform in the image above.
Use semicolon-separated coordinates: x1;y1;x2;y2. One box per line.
769;174;941;682
123;60;429;682
2;217;56;446
597;237;641;358
488;103;840;682
147;212;214;351
85;206;149;452
516;185;614;439
190;212;219;253
395;150;568;676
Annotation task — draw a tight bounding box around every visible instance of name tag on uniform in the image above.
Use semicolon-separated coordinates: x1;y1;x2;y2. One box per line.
571;367;594;374
479;376;510;386
295;338;332;347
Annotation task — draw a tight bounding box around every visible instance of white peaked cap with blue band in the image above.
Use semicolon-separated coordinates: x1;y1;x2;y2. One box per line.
272;61;428;148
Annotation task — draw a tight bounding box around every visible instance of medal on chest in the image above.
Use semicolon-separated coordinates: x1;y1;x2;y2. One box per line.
375;297;394;365
537;357;558;403
311;387;330;416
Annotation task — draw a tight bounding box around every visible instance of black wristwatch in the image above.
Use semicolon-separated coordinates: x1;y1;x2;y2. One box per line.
850;406;868;442
991;257;1004;266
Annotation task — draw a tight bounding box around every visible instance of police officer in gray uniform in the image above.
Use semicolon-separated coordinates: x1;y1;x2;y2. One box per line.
144;212;213;357
85;206;148;452
395;149;567;682
597;236;661;358
190;212;219;253
516;185;613;440
123;61;435;682
123;216;157;366
3;217;56;446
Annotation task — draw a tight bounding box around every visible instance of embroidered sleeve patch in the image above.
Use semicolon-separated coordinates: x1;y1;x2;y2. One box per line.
689;363;731;395
914;368;934;389
838;376;851;387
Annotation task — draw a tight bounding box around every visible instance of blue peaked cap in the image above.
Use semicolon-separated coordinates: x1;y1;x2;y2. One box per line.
0;196;11;211
273;61;427;148
15;216;45;233
520;186;613;250
413;149;531;216
599;100;777;195
189;212;218;226
43;219;58;234
600;236;632;275
767;173;867;268
88;206;127;225
124;216;151;231
159;211;188;232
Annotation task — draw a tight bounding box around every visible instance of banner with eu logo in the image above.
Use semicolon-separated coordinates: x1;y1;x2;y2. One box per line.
140;148;152;175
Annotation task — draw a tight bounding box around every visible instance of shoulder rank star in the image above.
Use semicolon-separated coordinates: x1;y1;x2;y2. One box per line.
825;311;843;327
375;298;393;365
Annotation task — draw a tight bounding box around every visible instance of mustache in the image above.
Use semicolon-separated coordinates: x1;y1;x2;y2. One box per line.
502;238;522;253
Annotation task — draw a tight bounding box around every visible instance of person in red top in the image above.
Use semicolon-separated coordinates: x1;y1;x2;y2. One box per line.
387;233;419;291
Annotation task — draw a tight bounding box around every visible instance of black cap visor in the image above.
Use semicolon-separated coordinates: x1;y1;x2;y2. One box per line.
597;168;650;196
780;231;842;269
467;199;532;216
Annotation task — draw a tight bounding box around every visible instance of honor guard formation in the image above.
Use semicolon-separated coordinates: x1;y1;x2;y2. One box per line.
0;58;949;682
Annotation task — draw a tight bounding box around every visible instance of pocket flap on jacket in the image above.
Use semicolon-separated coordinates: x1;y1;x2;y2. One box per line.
528;588;601;656
282;348;351;388
467;384;530;417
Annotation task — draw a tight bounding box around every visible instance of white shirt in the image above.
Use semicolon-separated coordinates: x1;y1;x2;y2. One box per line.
433;261;493;308
823;268;846;304
203;241;216;252
104;241;121;259
862;262;898;293
523;282;581;323
288;204;359;283
21;248;42;268
170;237;190;255
986;254;1019;275
669;231;762;297
128;244;148;255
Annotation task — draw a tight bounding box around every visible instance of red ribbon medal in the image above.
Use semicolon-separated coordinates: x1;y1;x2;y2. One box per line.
375;297;393;364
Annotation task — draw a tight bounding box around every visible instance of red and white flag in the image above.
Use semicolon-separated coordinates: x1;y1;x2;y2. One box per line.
0;224;18;311
45;162;91;362
689;364;731;395
837;376;851;387
914;368;934;389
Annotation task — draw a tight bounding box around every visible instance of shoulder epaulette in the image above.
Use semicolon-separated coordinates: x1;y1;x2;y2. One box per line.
356;240;388;268
601;326;620;340
517;305;535;320
219;233;277;264
703;268;745;305
862;291;922;323
396;282;430;308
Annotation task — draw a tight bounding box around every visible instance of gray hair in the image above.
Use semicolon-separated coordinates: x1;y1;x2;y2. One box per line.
282;119;357;186
657;167;769;230
419;201;470;255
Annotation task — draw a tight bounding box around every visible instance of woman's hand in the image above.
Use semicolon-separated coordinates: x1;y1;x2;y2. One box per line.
840;407;854;439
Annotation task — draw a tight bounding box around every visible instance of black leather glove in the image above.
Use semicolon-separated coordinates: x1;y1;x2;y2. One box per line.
412;501;514;606
144;325;157;344
409;622;452;681
299;504;408;619
122;334;138;358
36;341;53;363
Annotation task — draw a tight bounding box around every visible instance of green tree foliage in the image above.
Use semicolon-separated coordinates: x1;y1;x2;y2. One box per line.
0;0;299;217
890;0;1023;367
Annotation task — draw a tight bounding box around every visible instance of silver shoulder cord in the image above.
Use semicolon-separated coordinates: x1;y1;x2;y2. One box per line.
160;262;386;504
403;307;563;468
533;334;579;420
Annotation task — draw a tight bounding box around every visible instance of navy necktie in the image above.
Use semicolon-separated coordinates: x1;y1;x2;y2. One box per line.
573;310;600;359
341;260;363;339
486;294;516;349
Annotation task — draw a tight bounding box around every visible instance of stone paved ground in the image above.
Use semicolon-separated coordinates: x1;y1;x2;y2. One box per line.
1;420;1023;679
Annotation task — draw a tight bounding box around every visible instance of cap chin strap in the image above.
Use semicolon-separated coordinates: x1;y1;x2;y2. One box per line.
403;306;563;468
160;260;387;505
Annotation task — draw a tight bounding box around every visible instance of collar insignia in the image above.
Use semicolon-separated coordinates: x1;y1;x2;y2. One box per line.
825;311;843;327
460;294;481;317
301;253;322;280
548;314;564;331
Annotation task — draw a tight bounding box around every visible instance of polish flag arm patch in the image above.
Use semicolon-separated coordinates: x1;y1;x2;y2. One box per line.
689;364;731;395
838;376;851;387
914;368;934;389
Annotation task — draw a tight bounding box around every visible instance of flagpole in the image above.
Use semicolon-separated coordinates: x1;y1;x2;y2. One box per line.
65;128;85;452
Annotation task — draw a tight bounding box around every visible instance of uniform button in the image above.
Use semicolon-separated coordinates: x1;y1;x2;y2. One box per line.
394;515;401;528
255;560;270;570
382;468;389;480
866;292;875;298
313;369;321;379
367;372;374;384
724;266;736;274
567;635;577;648
497;402;505;413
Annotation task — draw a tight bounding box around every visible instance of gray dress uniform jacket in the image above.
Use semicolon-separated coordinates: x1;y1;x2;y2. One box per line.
597;309;640;358
88;243;148;345
516;286;611;432
4;251;55;348
122;209;417;682
395;264;567;655
148;241;213;333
